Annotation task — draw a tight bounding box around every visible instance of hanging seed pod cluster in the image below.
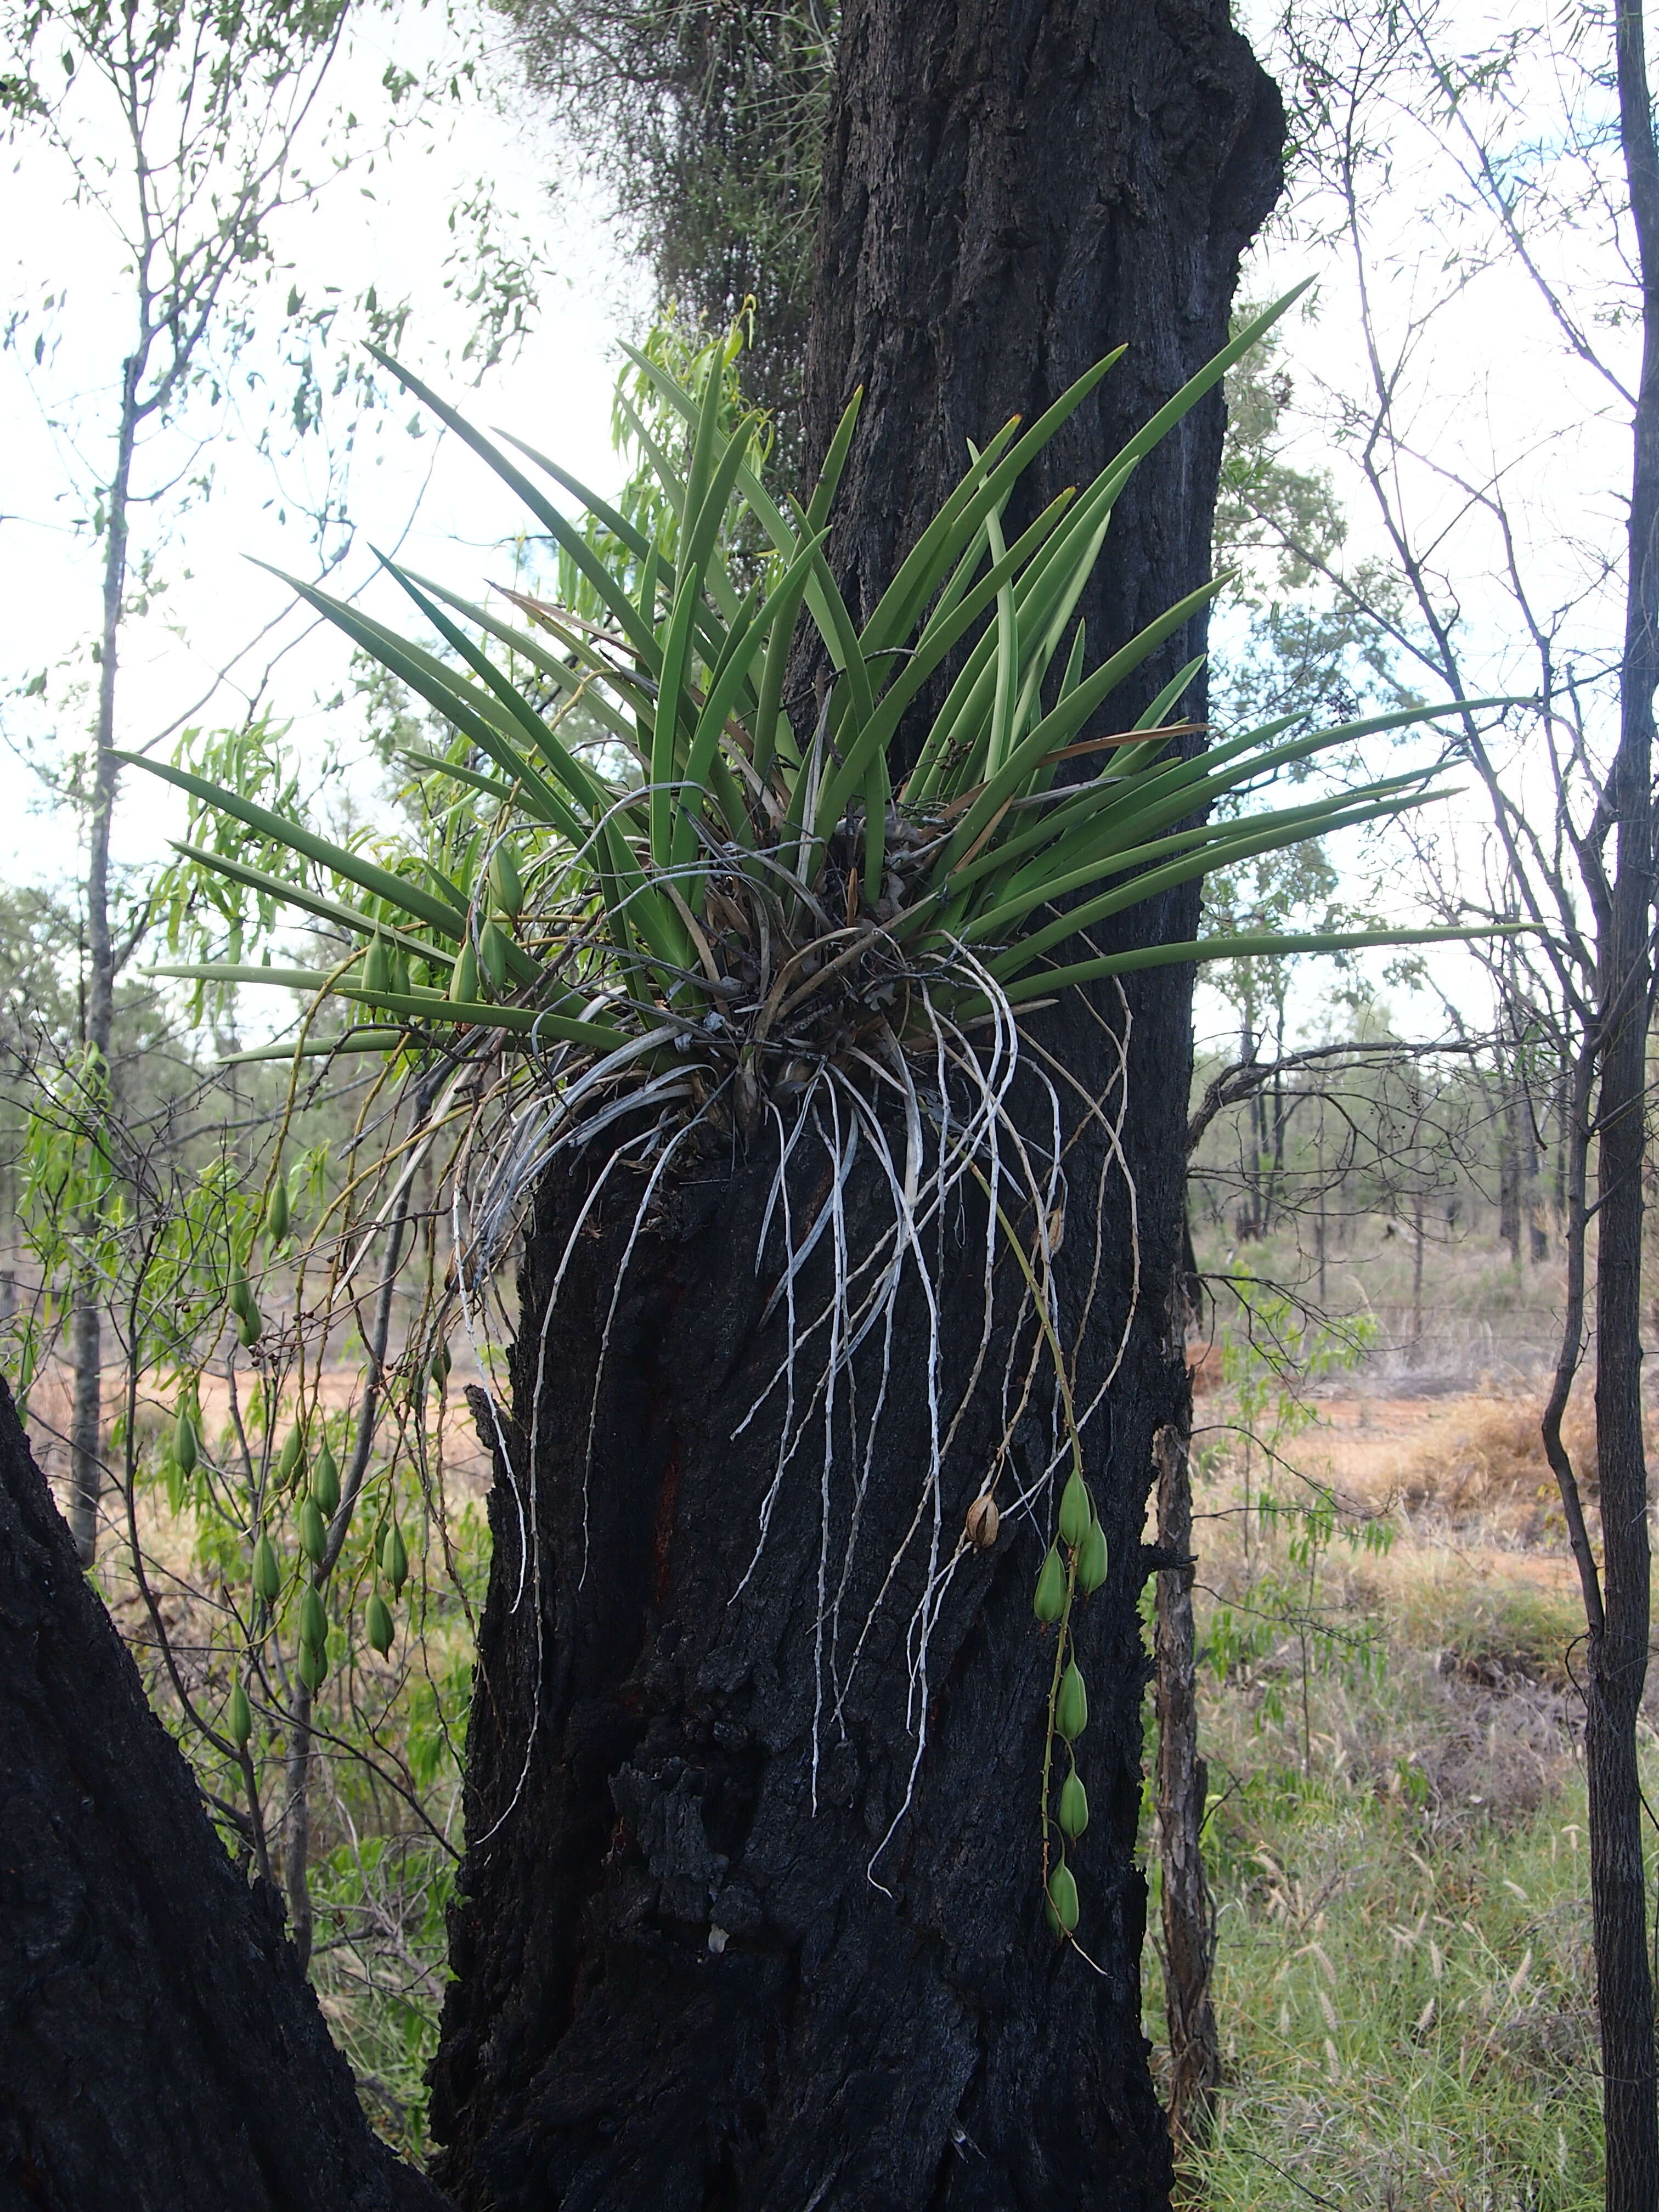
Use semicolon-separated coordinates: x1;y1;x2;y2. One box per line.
225;1396;413;1709
1034;1462;1107;1936
364;1520;408;1659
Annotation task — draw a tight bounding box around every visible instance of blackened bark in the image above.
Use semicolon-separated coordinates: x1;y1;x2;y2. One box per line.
802;0;1284;752
0;1375;449;2212
431;5;1282;2204
432;1034;1183;2211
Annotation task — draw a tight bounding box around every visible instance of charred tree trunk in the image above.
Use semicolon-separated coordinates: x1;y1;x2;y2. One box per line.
430;4;1282;2205
433;1059;1182;2209
0;1375;447;2212
801;0;1282;750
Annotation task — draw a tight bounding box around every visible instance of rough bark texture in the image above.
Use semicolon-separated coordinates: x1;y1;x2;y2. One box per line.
0;1375;449;2212
802;0;1284;758
431;5;1282;2205
431;1046;1184;2211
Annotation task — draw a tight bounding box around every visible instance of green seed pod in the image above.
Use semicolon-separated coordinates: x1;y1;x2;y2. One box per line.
381;1522;409;1596
300;1583;328;1652
365;1593;395;1657
1058;1769;1090;1841
429;1341;452;1395
364;933;392;998
489;842;523;916
1033;1545;1066;1624
278;1425;305;1487
1056;1660;1089;1742
449;940;479;1004
479;918;510;992
227;1679;252;1748
228;1264;252;1321
1058;1470;1092;1548
237;1305;263;1348
173;1408;198;1477
1046;1862;1080;1933
1074;1519;1108;1596
390;949;410;997
266;1175;290;1244
252;1533;281;1605
312;1437;340;1520
297;1637;327;1693
299;1497;328;1566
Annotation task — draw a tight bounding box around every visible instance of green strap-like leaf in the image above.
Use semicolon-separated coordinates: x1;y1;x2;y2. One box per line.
821;491;1077;837
994;922;1530;1007
221;1029;411;1065
402;573;651;770
121;755;469;939
674;531;827;876
956;772;1434;944
804;388;864;530
331;984;623;1049
251;563;589;842
862;353;1127;657
934;578;1227;876
984;791;1446;978
163;840;455;968
368;346;660;667
377;558;611;830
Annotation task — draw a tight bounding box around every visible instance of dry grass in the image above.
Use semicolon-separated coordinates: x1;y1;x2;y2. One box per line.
1397;1392;1598;1521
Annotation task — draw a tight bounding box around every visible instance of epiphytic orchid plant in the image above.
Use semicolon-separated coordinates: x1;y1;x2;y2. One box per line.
134;291;1511;1939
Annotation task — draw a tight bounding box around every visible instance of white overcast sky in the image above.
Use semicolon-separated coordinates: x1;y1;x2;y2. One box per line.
0;0;642;884
0;0;1638;1052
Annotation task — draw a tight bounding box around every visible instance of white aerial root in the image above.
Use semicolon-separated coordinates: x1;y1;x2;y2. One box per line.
396;888;1141;1872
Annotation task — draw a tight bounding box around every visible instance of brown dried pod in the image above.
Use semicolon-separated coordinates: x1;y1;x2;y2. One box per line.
965;1493;1000;1550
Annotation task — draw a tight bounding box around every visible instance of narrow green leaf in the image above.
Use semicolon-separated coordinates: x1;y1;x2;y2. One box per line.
121;754;468;939
984;791;1445;977
805;388;864;529
934;577;1227;876
367;346;659;665
164;841;454;967
863;351;1127;656
377;558;608;831
221;1029;411;1065
995;923;1532;1007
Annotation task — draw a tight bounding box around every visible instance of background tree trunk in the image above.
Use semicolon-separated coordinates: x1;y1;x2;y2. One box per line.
1590;4;1659;2201
67;354;141;1568
1153;1424;1219;2148
430;5;1282;2204
0;1375;448;2212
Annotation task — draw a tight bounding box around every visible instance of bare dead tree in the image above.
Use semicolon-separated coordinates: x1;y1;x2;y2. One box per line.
1257;3;1659;2193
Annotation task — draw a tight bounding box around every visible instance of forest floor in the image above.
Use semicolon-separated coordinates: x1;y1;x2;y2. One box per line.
1153;1361;1627;2210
